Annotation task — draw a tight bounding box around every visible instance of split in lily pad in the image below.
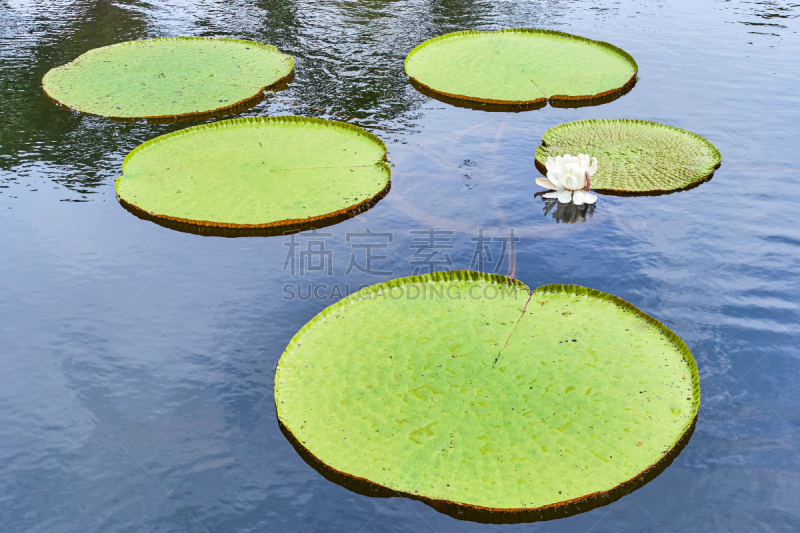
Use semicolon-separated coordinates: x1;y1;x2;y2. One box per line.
116;116;390;236
43;37;294;121
275;271;700;523
405;29;637;111
536;119;722;195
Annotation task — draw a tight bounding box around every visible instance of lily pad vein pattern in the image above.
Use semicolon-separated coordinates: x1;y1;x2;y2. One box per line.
535;119;722;194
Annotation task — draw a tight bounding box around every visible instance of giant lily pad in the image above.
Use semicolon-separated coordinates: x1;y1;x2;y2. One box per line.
275;271;699;522
116;116;390;235
43;37;294;121
405;30;637;109
536;119;722;195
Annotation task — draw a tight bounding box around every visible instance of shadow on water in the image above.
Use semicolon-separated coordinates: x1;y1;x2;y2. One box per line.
1;0;305;190
1;0;574;192
534;192;596;224
278;415;697;524
117;180;391;237
409;79;547;113
534;159;720;197
737;0;799;32
1;0;506;192
410;76;638;112
0;0;163;190
256;0;492;123
43;71;296;124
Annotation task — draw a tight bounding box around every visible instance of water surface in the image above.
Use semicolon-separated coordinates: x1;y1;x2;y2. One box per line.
1;0;799;531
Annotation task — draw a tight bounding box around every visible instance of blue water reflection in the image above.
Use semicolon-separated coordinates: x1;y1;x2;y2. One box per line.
1;0;800;531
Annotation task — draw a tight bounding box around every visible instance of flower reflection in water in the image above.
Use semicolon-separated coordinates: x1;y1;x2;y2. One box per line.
534;191;596;224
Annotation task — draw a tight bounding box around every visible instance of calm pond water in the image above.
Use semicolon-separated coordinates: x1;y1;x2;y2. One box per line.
2;0;800;531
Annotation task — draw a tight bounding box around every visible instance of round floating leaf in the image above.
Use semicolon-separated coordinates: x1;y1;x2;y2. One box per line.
536;119;722;195
43;37;294;120
275;271;699;521
116;116;390;233
405;29;637;108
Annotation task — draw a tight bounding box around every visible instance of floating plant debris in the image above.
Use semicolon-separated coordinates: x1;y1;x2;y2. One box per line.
275;271;699;522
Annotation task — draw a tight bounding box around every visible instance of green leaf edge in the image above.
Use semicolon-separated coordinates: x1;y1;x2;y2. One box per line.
42;36;295;122
278;270;530;358
115;116;391;230
274;270;700;515
404;29;639;106
532;283;701;432
535;118;723;194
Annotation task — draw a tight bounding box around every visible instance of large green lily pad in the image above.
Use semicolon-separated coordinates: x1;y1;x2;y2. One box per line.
275;271;699;521
536;119;722;195
405;30;637;108
43;37;293;120
116;116;390;233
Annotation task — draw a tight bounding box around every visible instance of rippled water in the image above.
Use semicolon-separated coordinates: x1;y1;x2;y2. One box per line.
1;0;799;531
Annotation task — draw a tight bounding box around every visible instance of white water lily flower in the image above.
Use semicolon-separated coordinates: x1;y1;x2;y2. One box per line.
536;153;598;205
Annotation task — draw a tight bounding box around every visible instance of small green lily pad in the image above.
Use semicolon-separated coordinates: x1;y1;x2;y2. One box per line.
275;271;699;521
536;119;722;195
43;37;293;120
405;29;637;108
116;116;390;233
